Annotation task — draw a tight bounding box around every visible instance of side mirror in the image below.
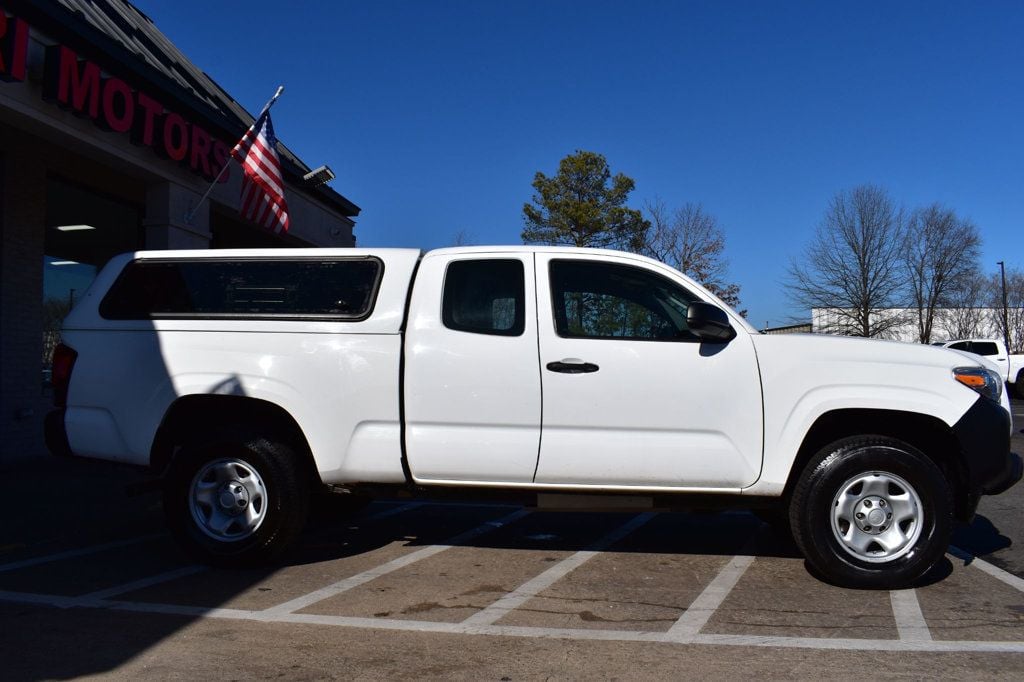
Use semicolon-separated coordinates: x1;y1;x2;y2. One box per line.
686;301;736;343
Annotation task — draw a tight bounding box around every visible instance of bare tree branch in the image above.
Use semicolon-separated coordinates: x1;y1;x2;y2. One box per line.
904;205;982;343
451;229;475;246
787;185;908;337
989;267;1024;353
936;271;994;340
641;198;745;315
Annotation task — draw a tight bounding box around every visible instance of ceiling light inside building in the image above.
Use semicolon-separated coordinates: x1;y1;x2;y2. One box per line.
55;224;96;232
50;260;80;266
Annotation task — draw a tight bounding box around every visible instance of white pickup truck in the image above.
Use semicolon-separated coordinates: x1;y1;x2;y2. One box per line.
936;339;1024;398
46;247;1020;588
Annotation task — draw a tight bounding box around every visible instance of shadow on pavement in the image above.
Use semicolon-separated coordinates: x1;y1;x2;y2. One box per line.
1;454;993;679
952;514;1013;557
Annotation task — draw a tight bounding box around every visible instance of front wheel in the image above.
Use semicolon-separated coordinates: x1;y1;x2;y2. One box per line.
163;431;310;567
789;436;952;588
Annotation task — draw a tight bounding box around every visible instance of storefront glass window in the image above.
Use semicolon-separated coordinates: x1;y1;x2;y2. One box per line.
42;177;141;386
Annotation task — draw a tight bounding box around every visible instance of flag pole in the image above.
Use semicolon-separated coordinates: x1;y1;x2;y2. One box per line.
184;85;285;225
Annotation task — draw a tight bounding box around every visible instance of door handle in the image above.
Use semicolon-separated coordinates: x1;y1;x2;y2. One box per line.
546;359;599;374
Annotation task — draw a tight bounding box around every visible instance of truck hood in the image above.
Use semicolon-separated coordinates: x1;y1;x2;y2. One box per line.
946;349;1003;375
749;331;1011;431
749;332;989;372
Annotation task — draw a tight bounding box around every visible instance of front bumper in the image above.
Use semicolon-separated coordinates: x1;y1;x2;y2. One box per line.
952;395;1020;496
985;451;1023;496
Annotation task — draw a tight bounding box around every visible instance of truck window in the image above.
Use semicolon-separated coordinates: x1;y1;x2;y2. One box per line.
442;259;525;336
548;260;699;341
99;257;383;320
971;342;999;356
949;342;970;351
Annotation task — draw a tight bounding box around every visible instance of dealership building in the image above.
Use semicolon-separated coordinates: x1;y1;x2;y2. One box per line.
0;0;360;462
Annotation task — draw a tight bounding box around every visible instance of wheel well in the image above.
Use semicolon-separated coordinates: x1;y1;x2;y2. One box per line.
784;408;971;519
150;395;320;487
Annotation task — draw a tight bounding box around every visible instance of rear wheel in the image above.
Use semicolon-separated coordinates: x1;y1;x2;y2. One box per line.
163;431;310;566
790;436;952;588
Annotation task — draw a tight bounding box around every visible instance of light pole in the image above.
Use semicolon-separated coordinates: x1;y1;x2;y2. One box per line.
997;261;1010;352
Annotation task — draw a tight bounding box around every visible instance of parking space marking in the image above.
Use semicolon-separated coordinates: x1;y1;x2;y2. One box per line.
890;589;932;642
948;546;1024;594
78;566;207;601
666;554;756;640
4;590;1018;653
262;508;532;616
3;510;1024;655
0;534;163;574
362;502;424;521
462;512;656;627
2;561;1024;653
693;633;1024;653
0;589;82;608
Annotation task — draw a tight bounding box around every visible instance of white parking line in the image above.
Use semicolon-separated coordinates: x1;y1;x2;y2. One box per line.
948;546;1024;594
693;632;1024;653
0;534;163;573
3;588;1021;653
462;512;656;627
361;502;424;521
666;554;756;641
78;566;207;601
890;589;932;642
261;508;532;616
4;518;1024;655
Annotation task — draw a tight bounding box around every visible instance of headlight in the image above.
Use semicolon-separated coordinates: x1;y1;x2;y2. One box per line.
953;366;1003;403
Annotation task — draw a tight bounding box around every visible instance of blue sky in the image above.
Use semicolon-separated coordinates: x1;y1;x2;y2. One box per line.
135;0;1023;327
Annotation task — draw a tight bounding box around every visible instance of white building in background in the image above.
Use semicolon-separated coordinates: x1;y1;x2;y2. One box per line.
811;308;1006;343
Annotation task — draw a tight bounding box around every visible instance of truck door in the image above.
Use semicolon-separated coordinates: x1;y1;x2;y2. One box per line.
533;253;763;489
403;252;541;483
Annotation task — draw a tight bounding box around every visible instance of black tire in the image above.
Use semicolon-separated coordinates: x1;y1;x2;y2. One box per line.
163;430;310;567
789;435;952;589
1013;374;1024;400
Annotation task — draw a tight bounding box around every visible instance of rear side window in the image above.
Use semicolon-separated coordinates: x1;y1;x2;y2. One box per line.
970;342;999;356
100;258;383;320
442;259;525;336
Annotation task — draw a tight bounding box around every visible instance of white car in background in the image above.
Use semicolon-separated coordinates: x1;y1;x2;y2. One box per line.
936;339;1024;398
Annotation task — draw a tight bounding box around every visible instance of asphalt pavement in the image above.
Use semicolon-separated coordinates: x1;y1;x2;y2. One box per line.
0;401;1021;679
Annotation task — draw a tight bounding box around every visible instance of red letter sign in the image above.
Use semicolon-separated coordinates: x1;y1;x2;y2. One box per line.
43;45;101;119
0;12;28;81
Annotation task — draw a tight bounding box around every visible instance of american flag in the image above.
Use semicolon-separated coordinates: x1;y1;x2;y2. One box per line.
230;110;290;233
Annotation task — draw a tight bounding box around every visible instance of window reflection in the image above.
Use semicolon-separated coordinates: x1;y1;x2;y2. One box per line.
41;177;141;388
